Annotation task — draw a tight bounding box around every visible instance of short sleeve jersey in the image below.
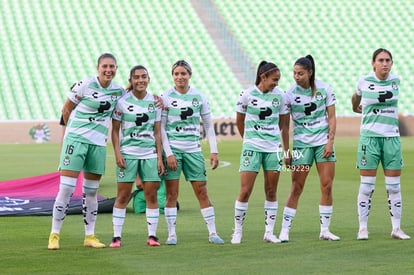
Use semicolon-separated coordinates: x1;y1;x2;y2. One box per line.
285;79;336;147
65;76;125;146
161;87;210;153
356;72;400;137
112;92;161;159
236;86;289;152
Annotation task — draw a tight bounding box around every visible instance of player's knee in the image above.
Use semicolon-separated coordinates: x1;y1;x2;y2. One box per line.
83;179;99;197
385;176;401;194
359;183;375;196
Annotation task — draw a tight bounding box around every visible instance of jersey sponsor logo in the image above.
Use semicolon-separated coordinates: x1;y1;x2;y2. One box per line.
302;120;321;127
175;126;196;132
304;102;317;115
253;125;275;131
251;99;258;106
135;113;149;126
180;107;193;120
98;101;111;113
378;91;393;102
368;84;375;90
258;107;272;120
294;96;301;103
373;108;395;115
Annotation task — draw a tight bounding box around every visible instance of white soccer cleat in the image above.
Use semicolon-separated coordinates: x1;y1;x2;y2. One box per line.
263;232;281;243
231;230;242;244
319;230;340;241
391;228;411;240
357;228;369;240
279;229;289;243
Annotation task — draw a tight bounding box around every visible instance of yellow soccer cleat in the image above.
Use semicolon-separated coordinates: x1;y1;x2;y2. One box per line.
84;234;106;248
48;233;60;250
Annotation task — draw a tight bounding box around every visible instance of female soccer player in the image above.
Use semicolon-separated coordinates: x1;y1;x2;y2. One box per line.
278;55;340;242
161;60;224;245
109;65;165;248
48;53;125;250
352;48;410;240
231;61;290;244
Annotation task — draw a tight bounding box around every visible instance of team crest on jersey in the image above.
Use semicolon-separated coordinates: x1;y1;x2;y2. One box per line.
243;157;250;167
63;155;70;166
315;92;323;101
111;93;118;101
392;82;398;90
192;98;200;107
148;103;155;113
272;98;280;107
360;156;367;166
118;169;125;178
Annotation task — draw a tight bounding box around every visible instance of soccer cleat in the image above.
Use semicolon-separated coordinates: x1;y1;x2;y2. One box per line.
279;229;289;243
147;236;160;246
391;228;411;240
165;234;177;245
48;233;60;250
319;230;340;241
109;237;121;248
263;232;281;243
357;228;369;240
230;230;242;244
84;234;106;248
209;233;225;244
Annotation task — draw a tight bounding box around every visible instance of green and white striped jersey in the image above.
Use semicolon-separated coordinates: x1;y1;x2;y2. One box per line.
65;76;125;146
161;87;210;153
112;92;161;159
356;72;400;137
236;86;288;152
285;80;336;147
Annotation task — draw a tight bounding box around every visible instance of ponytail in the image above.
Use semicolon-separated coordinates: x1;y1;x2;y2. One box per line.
295;55;316;97
255;61;279;86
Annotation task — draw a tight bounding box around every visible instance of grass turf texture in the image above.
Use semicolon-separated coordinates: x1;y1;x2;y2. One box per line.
1;137;413;274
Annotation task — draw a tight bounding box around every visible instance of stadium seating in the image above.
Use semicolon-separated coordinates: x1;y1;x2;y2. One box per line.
214;0;414;116
0;0;413;120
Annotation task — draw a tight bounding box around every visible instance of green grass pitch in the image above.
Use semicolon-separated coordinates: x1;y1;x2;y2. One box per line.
0;137;413;274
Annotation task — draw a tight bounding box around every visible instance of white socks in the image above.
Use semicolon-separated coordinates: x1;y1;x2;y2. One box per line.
146;208;160;237
264;200;278;233
82;179;100;236
164;207;177;236
112;207;126;238
51;176;76;234
357;176;376;229
234;201;248;232
319;205;333;232
385;176;402;230
201;206;217;235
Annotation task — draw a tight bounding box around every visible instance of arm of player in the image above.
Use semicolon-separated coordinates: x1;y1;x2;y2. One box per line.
111;119;126;169
351;93;362;113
